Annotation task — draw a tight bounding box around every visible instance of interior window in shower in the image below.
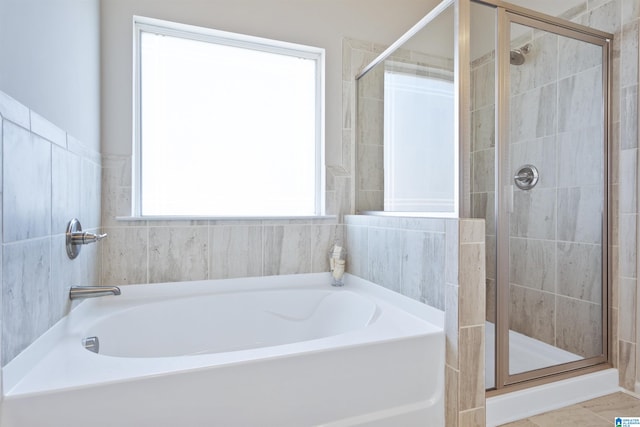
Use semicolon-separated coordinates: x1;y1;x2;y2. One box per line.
383;67;454;212
355;2;456;216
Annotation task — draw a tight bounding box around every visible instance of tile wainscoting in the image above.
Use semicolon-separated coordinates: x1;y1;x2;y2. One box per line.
0;91;102;366
345;215;486;427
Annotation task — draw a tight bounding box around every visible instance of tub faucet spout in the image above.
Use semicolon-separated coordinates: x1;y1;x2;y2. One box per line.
69;285;121;300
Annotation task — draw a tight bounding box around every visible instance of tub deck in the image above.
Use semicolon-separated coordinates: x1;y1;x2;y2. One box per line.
1;273;444;427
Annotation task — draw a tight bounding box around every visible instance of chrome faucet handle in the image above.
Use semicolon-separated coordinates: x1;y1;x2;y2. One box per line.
66;219;108;259
70;231;108;244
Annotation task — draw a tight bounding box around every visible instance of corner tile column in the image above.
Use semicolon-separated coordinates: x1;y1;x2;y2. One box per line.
446;219;486;427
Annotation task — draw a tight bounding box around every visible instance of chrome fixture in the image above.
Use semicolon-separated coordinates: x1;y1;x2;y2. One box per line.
82;336;100;354
513;164;539;190
69;285;121;300
510;43;532;66
66;218;107;259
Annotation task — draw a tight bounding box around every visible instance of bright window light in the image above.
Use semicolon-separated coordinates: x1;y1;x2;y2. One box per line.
135;18;324;217
384;69;455;212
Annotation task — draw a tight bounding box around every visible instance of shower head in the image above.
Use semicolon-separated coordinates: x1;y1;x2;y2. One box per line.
510;49;525;65
510;43;532;66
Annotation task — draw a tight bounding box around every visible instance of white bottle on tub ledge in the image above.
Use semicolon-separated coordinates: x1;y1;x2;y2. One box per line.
329;242;346;286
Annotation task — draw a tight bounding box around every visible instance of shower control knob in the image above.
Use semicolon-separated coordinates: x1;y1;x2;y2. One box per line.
515;170;533;183
513;164;539;190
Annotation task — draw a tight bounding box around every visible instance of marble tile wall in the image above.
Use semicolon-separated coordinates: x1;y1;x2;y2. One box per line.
597;0;640;393
469;0;640;392
101;109;350;282
470;51;497;326
0;91;102;366
0;95;3;395
558;0;636;389
351;39;389;213
347;36;486;425
344;215;447;309
102;156;343;282
99;216;343;285
345;215;486;427
470;0;621;361
445;219;486;427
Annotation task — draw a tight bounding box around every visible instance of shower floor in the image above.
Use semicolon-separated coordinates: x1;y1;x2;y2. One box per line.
485;322;582;389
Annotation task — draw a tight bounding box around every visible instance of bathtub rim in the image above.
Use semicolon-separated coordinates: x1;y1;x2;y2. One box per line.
2;272;444;398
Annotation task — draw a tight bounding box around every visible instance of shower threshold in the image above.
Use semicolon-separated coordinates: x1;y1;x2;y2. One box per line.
485;321;582;389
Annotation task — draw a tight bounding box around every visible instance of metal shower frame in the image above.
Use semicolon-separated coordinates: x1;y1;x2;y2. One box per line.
488;1;613;393
356;0;614;393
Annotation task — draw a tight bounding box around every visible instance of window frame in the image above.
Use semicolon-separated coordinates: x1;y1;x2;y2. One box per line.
132;16;326;218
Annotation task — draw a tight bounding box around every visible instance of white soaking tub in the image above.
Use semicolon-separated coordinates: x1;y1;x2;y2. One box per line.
1;273;444;427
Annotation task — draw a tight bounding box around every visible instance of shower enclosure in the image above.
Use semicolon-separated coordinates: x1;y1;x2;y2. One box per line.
356;0;612;392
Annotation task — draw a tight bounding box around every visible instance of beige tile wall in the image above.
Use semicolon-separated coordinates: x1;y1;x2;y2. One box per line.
345;215;447;308
467;0;639;393
447;219;487;427
610;0;640;394
471;21;607;359
345;215;486;427
99;201;344;285
469;1;639;394
567;0;637;392
346;34;487;425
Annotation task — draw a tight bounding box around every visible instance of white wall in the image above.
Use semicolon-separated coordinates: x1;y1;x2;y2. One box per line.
100;0;439;159
0;0;100;151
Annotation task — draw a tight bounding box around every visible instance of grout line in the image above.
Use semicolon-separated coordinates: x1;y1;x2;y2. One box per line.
261;224;265;276
145;225;149;284
206;221;210;280
509;282;603;305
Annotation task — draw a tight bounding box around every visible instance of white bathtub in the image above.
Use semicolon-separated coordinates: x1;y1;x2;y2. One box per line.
1;273;444;427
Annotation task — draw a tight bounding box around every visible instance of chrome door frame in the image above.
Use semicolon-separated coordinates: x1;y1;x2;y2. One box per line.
476;0;613;391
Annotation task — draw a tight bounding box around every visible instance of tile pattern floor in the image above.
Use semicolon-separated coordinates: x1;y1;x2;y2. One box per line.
500;392;640;426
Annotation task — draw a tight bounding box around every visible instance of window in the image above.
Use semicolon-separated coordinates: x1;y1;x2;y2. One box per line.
134;17;325;217
383;65;455;212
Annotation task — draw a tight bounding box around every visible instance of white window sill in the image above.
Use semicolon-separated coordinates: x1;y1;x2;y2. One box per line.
115;215;337;222
360;211;458;219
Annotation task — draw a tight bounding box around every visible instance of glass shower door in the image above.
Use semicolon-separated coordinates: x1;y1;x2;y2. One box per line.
497;12;608;385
